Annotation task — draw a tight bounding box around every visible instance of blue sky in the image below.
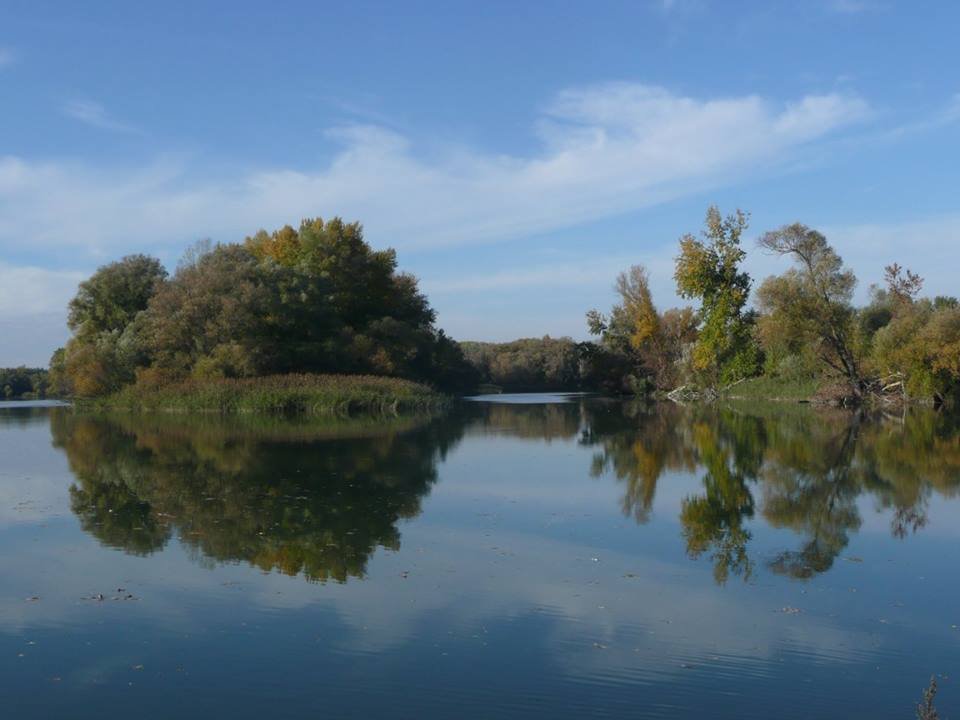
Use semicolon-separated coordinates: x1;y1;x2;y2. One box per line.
1;0;958;366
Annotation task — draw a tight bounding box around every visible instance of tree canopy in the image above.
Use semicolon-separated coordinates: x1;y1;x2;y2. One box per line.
757;223;861;394
674;207;760;385
56;217;477;397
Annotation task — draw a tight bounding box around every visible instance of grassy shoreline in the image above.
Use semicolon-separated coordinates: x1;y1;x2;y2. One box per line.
721;376;820;402
78;374;448;415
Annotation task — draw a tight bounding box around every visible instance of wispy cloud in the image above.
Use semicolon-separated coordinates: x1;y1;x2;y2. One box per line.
845;93;960;146
424;258;633;294
62;99;139;133
2;83;870;260
0;47;14;69
429;212;960;304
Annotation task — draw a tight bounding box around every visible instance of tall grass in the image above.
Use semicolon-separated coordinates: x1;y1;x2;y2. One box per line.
82;374;448;415
722;376;820;402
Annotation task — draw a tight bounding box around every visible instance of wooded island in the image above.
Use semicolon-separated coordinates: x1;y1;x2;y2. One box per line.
12;207;956;411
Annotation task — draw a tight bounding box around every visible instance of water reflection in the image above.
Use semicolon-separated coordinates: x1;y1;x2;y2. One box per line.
7;398;959;719
52;401;960;587
466;400;583;440
51;410;473;582
581;402;960;583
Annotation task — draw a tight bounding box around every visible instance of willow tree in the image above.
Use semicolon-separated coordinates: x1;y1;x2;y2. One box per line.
674;207;759;386
757;223;863;397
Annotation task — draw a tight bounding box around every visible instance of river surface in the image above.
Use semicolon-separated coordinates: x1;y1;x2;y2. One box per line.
1;396;958;718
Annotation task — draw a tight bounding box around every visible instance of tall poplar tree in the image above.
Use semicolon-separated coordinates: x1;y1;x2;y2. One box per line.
674;207;759;385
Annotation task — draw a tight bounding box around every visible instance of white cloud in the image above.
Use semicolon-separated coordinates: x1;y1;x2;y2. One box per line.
0;263;84;365
0;47;14;68
62;99;139;133
0;262;84;320
1;84;869;260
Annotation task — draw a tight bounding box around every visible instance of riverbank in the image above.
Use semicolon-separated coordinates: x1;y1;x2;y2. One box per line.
673;375;950;407
78;373;448;415
722;376;820;402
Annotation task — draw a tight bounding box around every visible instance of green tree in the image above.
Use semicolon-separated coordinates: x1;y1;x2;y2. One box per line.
674;207;759;385
47;348;71;397
757;223;863;398
62;255;167;396
871;300;960;402
139;243;295;378
68;255;167;338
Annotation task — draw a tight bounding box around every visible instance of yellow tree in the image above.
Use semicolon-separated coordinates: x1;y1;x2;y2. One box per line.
675;207;759;385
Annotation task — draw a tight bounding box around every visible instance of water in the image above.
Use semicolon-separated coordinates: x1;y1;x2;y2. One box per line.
1;397;958;718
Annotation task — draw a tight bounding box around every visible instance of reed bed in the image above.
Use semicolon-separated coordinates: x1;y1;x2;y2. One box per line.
84;374;447;415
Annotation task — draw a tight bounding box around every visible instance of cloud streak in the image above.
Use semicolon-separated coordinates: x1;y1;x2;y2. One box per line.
62;99;139;134
0;82;889;361
2;83;869;260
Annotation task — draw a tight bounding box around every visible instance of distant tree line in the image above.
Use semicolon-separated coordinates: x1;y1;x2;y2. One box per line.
460;337;585;392
586;206;960;405
51;218;479;398
459;335;659;394
0;367;52;400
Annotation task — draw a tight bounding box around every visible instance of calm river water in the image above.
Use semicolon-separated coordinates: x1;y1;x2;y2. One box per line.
0;396;957;718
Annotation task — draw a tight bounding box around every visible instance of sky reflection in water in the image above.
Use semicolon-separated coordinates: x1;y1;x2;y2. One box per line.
0;398;958;719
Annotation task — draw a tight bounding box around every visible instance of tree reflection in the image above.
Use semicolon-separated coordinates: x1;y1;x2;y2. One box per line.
51;400;960;587
854;409;960;537
52;409;472;582
759;410;862;579
678;410;765;584
581;401;960;584
582;401;696;523
469;401;583;441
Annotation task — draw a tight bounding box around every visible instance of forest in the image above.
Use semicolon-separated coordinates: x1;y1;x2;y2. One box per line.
0;367;51;400
45;208;960;407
